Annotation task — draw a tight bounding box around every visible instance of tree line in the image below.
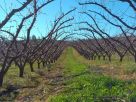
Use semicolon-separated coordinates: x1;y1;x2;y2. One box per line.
72;0;136;63
0;0;75;86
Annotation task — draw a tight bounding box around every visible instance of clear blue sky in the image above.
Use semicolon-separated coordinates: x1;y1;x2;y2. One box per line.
0;0;135;40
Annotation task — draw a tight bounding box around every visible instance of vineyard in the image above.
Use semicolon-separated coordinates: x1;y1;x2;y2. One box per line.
0;0;136;102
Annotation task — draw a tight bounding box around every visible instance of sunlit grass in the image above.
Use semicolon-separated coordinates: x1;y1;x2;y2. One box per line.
48;47;136;102
1;47;136;101
89;56;136;74
63;47;87;76
3;63;45;89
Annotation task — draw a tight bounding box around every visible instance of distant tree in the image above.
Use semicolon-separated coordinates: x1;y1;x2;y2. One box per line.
32;35;37;41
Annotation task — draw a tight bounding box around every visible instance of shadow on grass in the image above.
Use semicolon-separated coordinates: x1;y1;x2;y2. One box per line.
0;85;19;101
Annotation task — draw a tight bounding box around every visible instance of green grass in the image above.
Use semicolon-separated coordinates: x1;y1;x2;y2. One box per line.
2;63;49;89
0;63;47;101
88;54;136;74
48;47;136;102
63;47;87;76
1;47;136;102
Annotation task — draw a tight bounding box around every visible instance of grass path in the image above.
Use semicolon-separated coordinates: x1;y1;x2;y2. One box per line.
2;47;136;102
47;47;136;102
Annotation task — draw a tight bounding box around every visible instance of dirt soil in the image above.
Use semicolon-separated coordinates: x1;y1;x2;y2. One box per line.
15;65;65;102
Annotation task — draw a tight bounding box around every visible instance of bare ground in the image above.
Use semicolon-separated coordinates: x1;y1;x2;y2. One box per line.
15;65;65;102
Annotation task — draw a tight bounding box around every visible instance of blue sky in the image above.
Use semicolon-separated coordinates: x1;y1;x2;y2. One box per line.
0;0;135;40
